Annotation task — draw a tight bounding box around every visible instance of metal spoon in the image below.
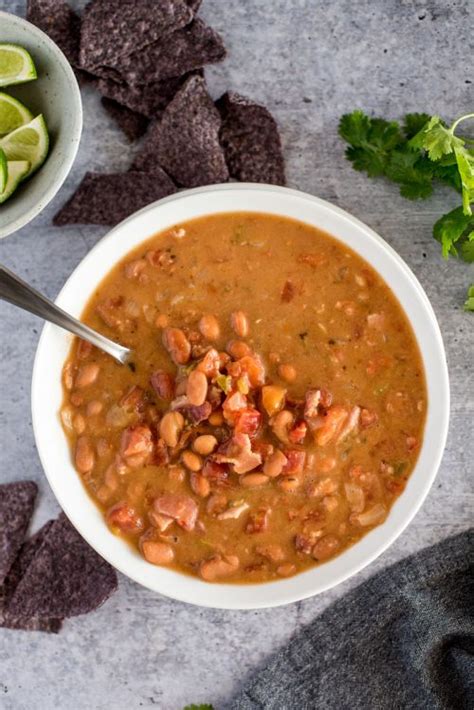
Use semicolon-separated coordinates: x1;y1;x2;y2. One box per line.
0;263;132;365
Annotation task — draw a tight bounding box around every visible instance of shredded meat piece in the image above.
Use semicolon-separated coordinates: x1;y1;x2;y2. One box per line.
153;494;198;531
214;433;262;474
245;508;270;534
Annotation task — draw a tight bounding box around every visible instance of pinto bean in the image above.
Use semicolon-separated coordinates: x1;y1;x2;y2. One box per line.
77;339;93;359
75;436;95;473
230;311;249;338
182;450;203;471
278;363;297;383
189;472;211;498
271;409;294;443
209;410;224;426
256;544;285;562
312;534;340;561
87;400;103;416
62;362;74;390
186;369;208;406
263;449;288;478
72;413;86;434
75;363;100;388
240;473;269;488
278;476;301;492
162;327;191;365
141;539;175;566
199;554;239;582
193;435;218;456
199;314;220;341
227;340;252;359
159;411;184;448
277;563;296;577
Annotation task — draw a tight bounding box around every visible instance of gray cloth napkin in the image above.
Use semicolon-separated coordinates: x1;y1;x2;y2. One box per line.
230;529;473;710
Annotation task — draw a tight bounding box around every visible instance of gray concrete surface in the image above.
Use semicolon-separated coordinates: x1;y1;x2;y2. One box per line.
0;1;472;708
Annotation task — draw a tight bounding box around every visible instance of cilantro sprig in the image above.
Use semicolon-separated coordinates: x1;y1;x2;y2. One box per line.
339;110;474;308
464;284;474;312
338;111;474;265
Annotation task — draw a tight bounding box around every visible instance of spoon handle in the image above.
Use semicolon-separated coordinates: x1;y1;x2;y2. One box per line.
0;263;131;365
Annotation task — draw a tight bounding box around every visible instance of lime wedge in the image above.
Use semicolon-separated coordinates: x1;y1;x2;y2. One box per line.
0;44;37;87
0;160;30;204
0;147;7;193
0;114;49;178
0;92;34;136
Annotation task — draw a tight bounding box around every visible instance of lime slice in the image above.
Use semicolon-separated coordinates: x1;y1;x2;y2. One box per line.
0;160;30;204
0;114;49;178
0;147;7;193
0;44;37;87
0;92;34;136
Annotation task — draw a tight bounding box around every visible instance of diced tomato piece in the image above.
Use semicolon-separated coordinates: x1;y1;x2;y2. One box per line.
234;408;262;437
288;420;307;444
282;449;306;475
153;494;198;532
106;501;144;534
120;425;153;458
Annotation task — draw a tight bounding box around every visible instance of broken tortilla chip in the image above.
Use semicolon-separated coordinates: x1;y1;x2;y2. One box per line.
132;74;228;187
0;481;37;586
7;513;118;619
26;0;81;66
1;521;62;633
217;91;286;185
53;170;177;226
79;0;193;71
101;98;149;142
94;19;226;87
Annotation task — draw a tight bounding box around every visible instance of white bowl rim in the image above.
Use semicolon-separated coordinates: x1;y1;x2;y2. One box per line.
31;183;450;610
0;10;83;238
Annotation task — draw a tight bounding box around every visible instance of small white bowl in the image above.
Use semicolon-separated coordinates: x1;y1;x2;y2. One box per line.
32;185;450;609
0;11;82;238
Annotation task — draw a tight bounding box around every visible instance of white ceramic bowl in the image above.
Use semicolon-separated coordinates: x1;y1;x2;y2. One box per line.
0;11;82;238
32;185;450;609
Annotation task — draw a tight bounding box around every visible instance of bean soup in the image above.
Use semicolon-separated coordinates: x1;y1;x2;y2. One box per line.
60;213;426;583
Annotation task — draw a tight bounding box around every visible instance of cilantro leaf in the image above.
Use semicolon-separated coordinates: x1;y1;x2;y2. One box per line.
459;232;474;262
385;149;433;200
339;111;403;178
409;116;465;161
453;146;474;215
464;284;474;311
402;113;431;139
433;206;474;259
338;110;371;147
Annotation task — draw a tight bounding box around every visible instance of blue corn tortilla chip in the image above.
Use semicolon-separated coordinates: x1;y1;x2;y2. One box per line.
94;19;226;87
7;513;118;618
186;0;202;12
132;74;228;187
79;0;193;71
0;481;37;585
26;0;81;66
54;170;177;226
91;70;202;119
0;521;62;633
216;91;286;185
101;98;149;142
